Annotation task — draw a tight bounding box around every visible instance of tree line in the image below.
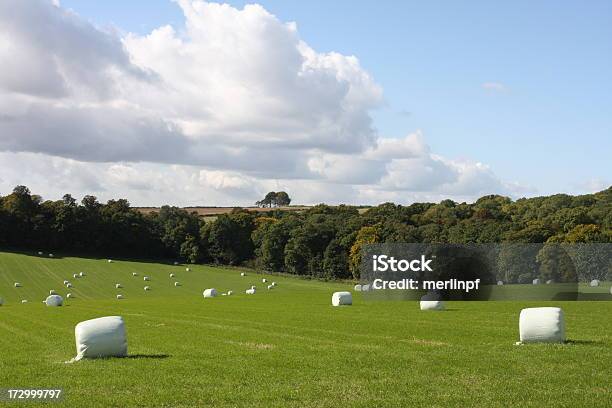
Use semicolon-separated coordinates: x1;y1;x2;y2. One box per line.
1;185;610;282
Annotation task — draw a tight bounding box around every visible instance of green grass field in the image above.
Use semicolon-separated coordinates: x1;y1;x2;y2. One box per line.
0;251;610;407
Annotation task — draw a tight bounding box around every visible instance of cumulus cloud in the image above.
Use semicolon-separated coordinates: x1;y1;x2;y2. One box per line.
0;0;520;205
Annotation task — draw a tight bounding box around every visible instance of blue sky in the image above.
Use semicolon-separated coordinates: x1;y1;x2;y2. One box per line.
60;0;611;196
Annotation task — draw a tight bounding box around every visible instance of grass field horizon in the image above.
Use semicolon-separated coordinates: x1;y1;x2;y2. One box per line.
1;251;611;407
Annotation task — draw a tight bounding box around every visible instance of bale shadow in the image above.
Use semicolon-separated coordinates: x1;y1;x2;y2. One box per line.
565;339;602;346
125;354;170;359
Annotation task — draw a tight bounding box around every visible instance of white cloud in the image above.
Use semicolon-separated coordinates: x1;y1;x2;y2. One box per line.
482;82;507;92
0;1;524;205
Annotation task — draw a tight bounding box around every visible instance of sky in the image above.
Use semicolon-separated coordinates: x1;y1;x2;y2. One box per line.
0;0;610;206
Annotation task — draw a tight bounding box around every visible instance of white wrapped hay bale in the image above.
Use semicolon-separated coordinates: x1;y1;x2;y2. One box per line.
185;267;190;272
497;281;504;286
519;307;565;343
246;288;256;295
73;274;79;279
49;290;57;295
546;279;554;284
532;278;541;285
227;290;233;296
332;291;352;306
267;284;273;290
271;282;276;287
174;282;181;287
79;272;85;277
132;272;138;276
21;299;28;303
240;272;246;277
354;284;362;291
74;316;127;360
49;253;54;258
116;294;124;299
144;286;151;291
63;280;70;285
115;284;122;289
38;251;43;255
14;282;21;288
45;295;63;307
420;300;445;311
203;288;217;298
262;278;267;283
67;293;73;299
590;279;600;287
143;276;150;281
420;293;444;311
173;261;179;265
169;273;175;278
362;284;371;292
107;259;113;263
66;283;72;288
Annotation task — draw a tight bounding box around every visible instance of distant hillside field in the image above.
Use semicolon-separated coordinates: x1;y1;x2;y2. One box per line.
0;251;610;407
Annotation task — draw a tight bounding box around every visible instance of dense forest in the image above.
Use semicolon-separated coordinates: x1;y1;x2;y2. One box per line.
1;185;610;281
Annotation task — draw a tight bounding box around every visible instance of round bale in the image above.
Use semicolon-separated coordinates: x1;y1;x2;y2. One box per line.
420;293;444;311
332;291;352;306
203;288;217;298
45;294;63;307
590;279;600;287
74;316;127;360
519;307;565;343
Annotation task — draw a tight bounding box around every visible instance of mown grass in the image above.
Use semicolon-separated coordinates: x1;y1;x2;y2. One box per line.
0;251;610;407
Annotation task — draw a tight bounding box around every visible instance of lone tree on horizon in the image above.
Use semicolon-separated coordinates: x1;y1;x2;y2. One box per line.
256;191;291;208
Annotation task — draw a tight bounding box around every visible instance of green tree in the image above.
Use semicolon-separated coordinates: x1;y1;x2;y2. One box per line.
349;225;379;279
